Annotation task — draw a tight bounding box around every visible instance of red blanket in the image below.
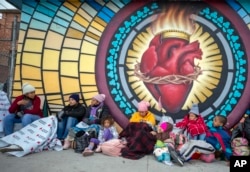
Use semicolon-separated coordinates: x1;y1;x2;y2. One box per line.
119;122;156;159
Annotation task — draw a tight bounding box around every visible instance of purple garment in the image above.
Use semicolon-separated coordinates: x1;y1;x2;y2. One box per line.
90;138;100;145
90;102;103;118
103;128;113;141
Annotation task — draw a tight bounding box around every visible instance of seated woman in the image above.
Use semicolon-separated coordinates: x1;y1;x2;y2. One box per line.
119;100;156;159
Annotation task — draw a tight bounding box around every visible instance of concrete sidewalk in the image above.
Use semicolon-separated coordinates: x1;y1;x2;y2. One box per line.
0;149;229;172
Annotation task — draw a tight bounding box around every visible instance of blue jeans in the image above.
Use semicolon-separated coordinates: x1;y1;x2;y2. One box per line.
3;113;41;136
188;133;206;140
57;116;78;140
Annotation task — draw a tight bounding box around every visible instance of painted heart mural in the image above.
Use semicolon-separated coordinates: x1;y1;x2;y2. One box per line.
137;33;203;113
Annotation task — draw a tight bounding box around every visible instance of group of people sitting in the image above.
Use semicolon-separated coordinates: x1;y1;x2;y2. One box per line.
0;83;249;167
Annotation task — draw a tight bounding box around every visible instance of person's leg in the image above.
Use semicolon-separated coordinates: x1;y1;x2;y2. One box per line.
57;117;67;140
167;145;184;166
82;138;99;156
62;117;78;139
21;114;40;127
3;113;21;136
198;133;206;140
182;140;215;160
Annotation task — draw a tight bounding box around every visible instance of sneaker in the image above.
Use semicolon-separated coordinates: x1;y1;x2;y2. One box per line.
163;161;173;166
82;148;94;156
169;149;184;166
0;144;23;153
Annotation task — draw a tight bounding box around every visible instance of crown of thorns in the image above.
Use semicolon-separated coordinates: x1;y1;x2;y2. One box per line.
134;62;202;85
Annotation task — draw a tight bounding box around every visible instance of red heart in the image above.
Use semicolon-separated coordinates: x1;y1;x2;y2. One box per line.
140;35;202;113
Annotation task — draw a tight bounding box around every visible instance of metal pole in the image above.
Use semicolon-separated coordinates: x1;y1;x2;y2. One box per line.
8;15;17;101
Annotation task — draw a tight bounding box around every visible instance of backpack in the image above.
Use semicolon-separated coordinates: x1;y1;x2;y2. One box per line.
72;128;97;153
231;137;250;156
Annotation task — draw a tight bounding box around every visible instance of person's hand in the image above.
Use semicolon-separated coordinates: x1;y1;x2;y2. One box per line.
150;131;157;135
17;99;29;105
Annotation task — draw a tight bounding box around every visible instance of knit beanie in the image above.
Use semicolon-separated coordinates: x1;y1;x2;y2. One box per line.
69;94;80;102
93;94;106;103
189;103;199;115
22;83;35;94
159;122;168;132
138;101;150;111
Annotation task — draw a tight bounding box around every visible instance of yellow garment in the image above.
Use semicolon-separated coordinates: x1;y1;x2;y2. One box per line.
129;111;156;126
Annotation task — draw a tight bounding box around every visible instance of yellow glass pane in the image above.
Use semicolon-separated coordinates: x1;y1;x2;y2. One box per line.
63;38;81;49
45;31;63;50
91;20;105;32
81;41;97;54
81;86;97;92
24;39;43;52
78;9;91;22
61;49;79;61
74;14;89;28
22;65;41;80
22;53;41;67
43;71;60;93
18;30;25;43
61;62;78;77
80;73;96;85
27;29;46;39
66;28;84;39
43;49;60;70
80;54;95;72
61;77;80;94
14;65;20;80
64;1;79;12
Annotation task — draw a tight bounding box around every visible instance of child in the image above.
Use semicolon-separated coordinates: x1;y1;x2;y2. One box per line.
82;115;118;156
151;122;173;165
205;115;232;162
175;103;207;140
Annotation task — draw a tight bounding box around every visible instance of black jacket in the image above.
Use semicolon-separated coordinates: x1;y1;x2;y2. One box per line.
62;103;86;122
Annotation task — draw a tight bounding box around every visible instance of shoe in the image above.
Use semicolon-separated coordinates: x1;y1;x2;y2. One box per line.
0;144;23;153
163;161;173;166
169;149;184;166
82;148;94;156
63;140;71;150
95;145;102;153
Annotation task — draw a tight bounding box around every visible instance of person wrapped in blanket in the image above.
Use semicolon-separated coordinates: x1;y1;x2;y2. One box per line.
205;115;232;162
62;93;110;149
175;103;207;140
119;101;156;159
82;115;118;156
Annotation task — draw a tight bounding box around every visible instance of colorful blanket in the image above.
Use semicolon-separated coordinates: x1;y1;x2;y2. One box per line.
119;122;156;159
0;116;62;157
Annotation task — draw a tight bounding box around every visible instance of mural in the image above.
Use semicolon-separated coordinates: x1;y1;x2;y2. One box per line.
13;0;250;128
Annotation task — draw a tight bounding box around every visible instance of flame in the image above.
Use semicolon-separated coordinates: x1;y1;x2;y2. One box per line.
151;4;196;37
